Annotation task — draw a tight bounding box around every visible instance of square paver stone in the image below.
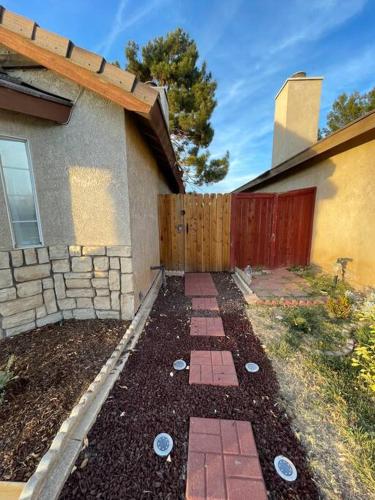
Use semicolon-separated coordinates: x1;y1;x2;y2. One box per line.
189;351;238;386
186;417;267;500
185;273;218;296
192;297;219;311
190;317;225;337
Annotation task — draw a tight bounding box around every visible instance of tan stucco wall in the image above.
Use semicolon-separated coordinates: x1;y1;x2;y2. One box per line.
257;139;375;288
0;66;131;250
125;112;171;312
272;78;322;167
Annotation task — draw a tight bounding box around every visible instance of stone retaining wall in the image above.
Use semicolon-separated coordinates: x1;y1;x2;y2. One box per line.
0;245;134;338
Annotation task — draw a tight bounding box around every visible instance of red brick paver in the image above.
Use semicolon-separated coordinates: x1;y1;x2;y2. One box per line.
185;273;218;296
190;317;225;337
192;297;219;311
186;417;267;500
189;351;239;386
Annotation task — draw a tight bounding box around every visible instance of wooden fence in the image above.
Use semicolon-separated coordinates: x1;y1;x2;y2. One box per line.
158;194;231;272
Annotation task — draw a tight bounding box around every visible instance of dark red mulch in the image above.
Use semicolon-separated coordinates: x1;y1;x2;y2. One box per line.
0;319;129;481
60;274;319;499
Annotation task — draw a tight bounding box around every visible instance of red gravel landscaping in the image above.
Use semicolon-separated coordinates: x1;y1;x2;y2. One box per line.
60;273;319;499
0;319;129;482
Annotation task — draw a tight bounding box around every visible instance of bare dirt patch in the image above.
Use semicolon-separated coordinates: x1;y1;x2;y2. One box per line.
0;319;129;482
60;274;318;499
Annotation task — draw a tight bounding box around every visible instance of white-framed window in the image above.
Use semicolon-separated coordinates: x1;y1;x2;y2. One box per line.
0;137;43;248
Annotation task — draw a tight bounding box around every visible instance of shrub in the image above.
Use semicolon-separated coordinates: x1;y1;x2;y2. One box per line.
352;304;375;393
326;295;353;320
0;355;15;403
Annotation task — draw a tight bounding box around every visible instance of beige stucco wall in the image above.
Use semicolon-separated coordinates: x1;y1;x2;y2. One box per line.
125;112;171;312
272;78;322;167
0;65;131;250
257;139;375;288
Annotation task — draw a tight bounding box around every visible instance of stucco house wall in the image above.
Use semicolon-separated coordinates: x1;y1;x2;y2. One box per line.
256;139;375;288
0;62;173;336
125;112;171;312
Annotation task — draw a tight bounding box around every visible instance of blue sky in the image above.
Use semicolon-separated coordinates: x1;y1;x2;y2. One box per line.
5;0;375;192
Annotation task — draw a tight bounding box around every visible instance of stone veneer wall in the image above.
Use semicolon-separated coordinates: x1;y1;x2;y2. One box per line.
0;245;134;338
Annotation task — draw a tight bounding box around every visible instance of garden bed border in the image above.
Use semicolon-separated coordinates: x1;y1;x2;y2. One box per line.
19;271;163;500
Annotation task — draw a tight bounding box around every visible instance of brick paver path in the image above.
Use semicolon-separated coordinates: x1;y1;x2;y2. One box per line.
189;351;239;386
192;297;219;311
186;417;267;500
185;273;218;296
190;317;225;337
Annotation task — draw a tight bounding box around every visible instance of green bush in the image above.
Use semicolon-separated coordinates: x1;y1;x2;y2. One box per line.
0;354;15;403
326;295;353;320
352;304;375;393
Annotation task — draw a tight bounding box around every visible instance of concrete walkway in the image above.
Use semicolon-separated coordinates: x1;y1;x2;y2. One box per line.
185;273;267;500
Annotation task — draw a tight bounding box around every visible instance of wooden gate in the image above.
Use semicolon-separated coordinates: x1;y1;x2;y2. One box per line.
231;188;316;269
158;194;231;271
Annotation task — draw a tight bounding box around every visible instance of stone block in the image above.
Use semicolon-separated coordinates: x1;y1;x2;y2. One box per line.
6;321;35;337
2;309;35;329
94;271;108;278
37;312;62;328
42;277;54;289
0;251;10;269
37;247;50;264
69;245;81;257
63;310;73;320
24;248;37;265
73;309;96;320
76;297;93;309
94;296;111;310
111;291;120;310
121;274;134;294
36;305;47;319
121;294;135;320
92;278;108;289
64;272;92;279
108;270;120;291
66;289;95;298
16;280;42;298
54;274;66;299
110;257;120;270
44;289;57;314
65;278;91;289
0;287;16;303
52;259;70;273
58;298;76;310
49;245;68;260
10;250;23;267
107;245;131;257
82;246;106;256
14;264;50;282
94;256;109;272
0;269;13;288
120;257;132;274
0;294;43;317
72;257;92;272
97;310;120;320
96;288;109;296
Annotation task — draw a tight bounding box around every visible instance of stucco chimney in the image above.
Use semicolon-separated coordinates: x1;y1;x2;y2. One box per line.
271;72;323;167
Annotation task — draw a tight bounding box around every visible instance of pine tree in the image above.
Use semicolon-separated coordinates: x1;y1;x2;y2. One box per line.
125;29;229;187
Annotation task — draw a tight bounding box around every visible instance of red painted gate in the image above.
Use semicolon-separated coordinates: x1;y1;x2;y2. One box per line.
231;188;316;269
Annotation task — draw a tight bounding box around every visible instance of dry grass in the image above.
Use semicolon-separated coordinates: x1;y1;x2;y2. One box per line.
247;305;375;500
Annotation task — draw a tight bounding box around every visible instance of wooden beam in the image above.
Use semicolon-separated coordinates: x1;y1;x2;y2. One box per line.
0;27;152;114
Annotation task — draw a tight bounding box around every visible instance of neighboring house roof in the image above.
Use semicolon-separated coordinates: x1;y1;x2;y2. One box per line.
234;109;375;193
0;5;184;193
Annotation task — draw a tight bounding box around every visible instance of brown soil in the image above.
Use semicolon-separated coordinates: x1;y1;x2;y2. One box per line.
0;319;129;481
60;274;319;499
